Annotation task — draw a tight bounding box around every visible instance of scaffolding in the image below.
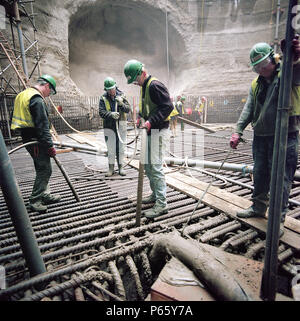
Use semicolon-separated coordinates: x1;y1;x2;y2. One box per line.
0;0;40;142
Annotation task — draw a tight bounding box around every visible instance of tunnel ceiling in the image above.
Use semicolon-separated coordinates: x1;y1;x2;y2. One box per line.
68;1;184;96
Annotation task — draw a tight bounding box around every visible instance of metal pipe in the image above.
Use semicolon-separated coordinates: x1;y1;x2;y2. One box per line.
165;1;170;87
53;141;101;153
33;144;300;181
164;156;253;173
274;0;281;53
0;40;37;77
260;0;297;301
13;1;28;79
0;130;46;277
3;96;12;140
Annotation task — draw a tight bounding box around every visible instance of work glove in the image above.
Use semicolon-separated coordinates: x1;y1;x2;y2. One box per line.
136;117;142;128
280;34;300;61
230;133;240;149
111;112;120;120
141;120;151;133
115;96;124;106
47;147;57;157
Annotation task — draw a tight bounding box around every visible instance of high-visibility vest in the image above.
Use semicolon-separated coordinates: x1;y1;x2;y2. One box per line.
169;102;179;117
195;103;204;113
139;77;170;121
251;72;300;116
11;88;43;130
102;95;127;121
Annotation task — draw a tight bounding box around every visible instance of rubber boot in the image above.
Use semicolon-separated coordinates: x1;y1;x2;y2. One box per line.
105;164;114;177
237;202;267;218
118;164;126;176
29;201;47;213
42;194;61;205
144;203;168;218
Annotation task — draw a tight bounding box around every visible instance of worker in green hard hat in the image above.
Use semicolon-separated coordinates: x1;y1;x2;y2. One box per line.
124;59;173;219
230;37;300;237
175;94;185;131
99;77;131;176
11;74;60;213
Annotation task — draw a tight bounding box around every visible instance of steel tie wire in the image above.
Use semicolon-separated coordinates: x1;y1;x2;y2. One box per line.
181;148;233;236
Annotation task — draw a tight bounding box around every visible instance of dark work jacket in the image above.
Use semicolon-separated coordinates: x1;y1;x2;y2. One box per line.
99;88;130;131
140;75;173;131
20;95;53;148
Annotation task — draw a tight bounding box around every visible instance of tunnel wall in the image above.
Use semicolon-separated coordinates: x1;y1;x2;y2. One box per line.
1;0;291;98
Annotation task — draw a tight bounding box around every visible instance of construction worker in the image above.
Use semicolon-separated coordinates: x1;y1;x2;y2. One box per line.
11;74;60;213
169;97;179;137
99;77;131;176
176;95;185;131
195;96;207;124
230;38;300;236
124;59;173;218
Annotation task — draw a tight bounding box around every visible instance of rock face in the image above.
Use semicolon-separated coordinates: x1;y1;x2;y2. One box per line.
4;0;290;97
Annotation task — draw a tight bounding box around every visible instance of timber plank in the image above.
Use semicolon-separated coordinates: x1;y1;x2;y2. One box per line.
167;172;300;250
284;216;300;234
169;171;251;209
166;175;242;215
67;133;106;149
173;171;300;235
127;159;300;250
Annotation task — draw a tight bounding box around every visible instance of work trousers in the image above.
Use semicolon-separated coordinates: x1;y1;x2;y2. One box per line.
26;144;52;204
144;128;169;207
252;131;299;221
104;122;127;166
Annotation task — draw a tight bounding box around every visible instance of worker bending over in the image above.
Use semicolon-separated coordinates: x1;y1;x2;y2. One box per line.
11;75;59;213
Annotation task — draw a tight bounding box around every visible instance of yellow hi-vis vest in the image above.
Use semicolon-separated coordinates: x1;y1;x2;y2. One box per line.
169;102;179;117
102;95;127;121
11;88;43;130
139;77;170;121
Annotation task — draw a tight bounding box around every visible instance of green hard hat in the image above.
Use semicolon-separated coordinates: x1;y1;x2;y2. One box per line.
124;59;143;84
39;74;56;94
104;77;116;90
181;95;186;101
249;42;274;67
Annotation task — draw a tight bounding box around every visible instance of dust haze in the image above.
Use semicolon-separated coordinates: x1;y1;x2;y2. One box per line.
69;2;184;97
65;0;288;98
